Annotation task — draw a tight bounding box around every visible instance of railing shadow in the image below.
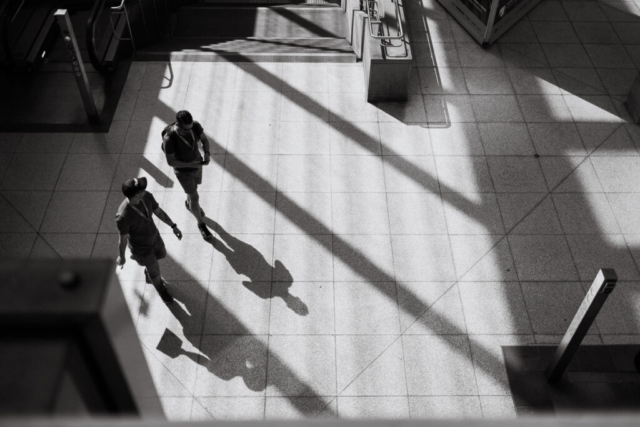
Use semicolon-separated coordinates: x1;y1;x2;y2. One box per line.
108;2;640;413
144;54;527;407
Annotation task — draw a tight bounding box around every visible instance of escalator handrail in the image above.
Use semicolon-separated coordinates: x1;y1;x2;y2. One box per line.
0;0;11;61
111;0;125;10
0;0;14;17
7;0;26;24
1;0;27;62
86;0;108;71
2;0;88;66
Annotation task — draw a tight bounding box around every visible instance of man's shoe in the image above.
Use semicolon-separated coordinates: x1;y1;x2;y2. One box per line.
185;200;205;217
157;283;174;303
144;268;152;284
198;222;213;240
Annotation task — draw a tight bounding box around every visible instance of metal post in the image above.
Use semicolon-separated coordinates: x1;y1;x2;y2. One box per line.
483;0;502;45
54;9;100;123
545;268;617;383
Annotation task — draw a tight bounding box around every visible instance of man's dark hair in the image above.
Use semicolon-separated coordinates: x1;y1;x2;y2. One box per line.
122;177;147;198
176;110;193;126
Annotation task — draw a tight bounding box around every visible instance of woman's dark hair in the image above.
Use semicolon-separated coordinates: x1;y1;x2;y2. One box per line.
176;110;193;126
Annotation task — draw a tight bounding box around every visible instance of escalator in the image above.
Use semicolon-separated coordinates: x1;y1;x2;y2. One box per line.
0;0;141;130
136;3;356;62
0;0;357;130
1;0;119;71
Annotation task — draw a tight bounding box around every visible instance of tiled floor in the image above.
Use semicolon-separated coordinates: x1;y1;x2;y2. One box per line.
2;0;640;420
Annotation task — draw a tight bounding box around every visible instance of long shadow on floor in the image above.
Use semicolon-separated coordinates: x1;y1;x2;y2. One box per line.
205;219;308;316
145;44;640;408
159;302;268;393
153;268;326;416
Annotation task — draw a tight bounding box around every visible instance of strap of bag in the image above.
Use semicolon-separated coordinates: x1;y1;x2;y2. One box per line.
173;125;197;151
129;199;151;222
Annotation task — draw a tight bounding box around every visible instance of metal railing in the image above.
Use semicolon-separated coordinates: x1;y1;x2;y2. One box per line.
0;0;13;60
0;0;27;62
109;0;137;51
363;0;404;46
87;0;127;71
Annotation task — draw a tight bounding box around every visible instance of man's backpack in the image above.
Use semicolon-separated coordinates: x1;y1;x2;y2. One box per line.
160;122;176;152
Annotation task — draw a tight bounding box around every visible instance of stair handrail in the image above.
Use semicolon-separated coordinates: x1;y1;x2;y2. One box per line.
6;0;25;24
363;0;404;45
1;0;27;62
0;0;14;17
108;0;137;52
87;0;126;71
0;0;13;61
86;0;108;70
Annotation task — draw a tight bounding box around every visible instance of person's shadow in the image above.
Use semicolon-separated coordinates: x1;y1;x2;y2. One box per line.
205;219;308;316
156;289;326;406
157;298;267;393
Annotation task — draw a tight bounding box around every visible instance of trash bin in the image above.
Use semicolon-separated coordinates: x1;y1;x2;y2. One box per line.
437;0;543;46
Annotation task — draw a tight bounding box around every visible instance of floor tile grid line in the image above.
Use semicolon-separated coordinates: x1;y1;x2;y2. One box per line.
0;192;56;258
493;159;598;281
508;70;574;337
264;130;282;419
595;164;640;340
242;102;508;400
216;68;336;414
460;72;532;401
165;392;517;398
420;21;457;96
154;278;628;284
135;332;553;337
496;44;546;69
561;6;633;98
313;283;479;413
185;65;235;421
137;65;219;420
419;15;465;117
136;331;570;336
327;113;339;420
622;44;640;72
375;119;413;417
620;124;640;156
543;7;634;120
550;68;608;97
85;154;124;259
166;59;528;408
621;233;640;282
525;122;635;338
184;62;221;309
516;7;581;128
210;117;440;414
25;144;89;258
320;330;405;411
192;396;233;422
70;125;127;156
0;140;17;184
138;337;204;407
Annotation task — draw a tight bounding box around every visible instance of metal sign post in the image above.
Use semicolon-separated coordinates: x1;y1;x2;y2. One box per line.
545;268;617;383
54;9;99;123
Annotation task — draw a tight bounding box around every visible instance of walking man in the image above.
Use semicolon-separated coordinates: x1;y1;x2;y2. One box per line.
163;110;213;240
116;177;182;303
